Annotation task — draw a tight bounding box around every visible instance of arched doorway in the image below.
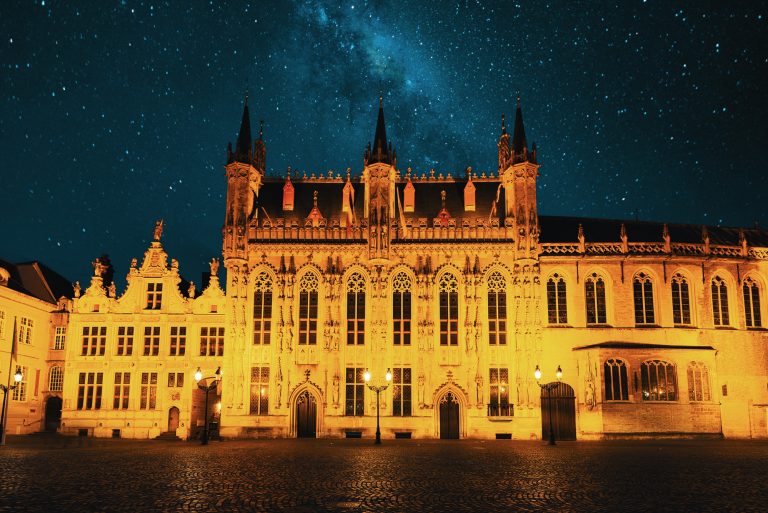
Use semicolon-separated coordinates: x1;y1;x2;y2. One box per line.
540;382;576;441
44;396;62;432
439;391;460;439
167;406;180;432
295;390;317;438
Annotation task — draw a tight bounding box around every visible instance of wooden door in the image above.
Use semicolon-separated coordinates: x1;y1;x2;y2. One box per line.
296;391;317;438
540;382;576;441
168;406;180;432
439;392;460;439
44;396;62;432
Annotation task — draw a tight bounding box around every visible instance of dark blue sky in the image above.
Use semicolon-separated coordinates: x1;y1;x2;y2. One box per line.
2;1;766;285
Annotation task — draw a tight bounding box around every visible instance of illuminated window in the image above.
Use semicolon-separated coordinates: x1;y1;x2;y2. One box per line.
711;276;730;326
54;326;66;350
392;272;412;346
489;367;511;416
167;372;185;388
77;372;103;410
633;272;655;325
12;365;28;401
487;272;507;345
640;360;677;401
113;372;130;409
18;317;33;345
345;367;365;416
585;273;607;325
143;326;160;356
547;273;568;324
169;326;186;356
346;272;366;345
200;327;224;356
116;326;134;356
671;273;691;325
81;326;107;356
743;277;762;328
687;362;711;402
48;366;64;392
439;273;459;346
140;372;158;409
604;358;629;401
392;367;412;416
298;272;319;345
145;282;163;310
253;272;273;345
250;366;270;416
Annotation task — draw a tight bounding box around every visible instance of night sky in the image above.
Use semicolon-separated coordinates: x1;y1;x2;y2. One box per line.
2;1;767;286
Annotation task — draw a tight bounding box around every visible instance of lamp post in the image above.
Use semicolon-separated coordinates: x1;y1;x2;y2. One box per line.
194;366;221;445
534;364;563;446
0;368;23;446
364;368;392;445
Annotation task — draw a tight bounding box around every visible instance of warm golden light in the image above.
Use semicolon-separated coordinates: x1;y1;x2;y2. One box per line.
534;365;542;381
13;369;23;384
215;402;222;413
364;370;371;382
556;365;563;381
194;367;202;382
385;369;392;382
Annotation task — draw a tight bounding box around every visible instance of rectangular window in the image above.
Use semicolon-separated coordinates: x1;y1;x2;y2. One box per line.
345;367;365;416
585;279;607;325
116;326;134;356
392;367;412;416
143;326;160;356
54;326;66;350
298;289;318;345
77;372;103;410
393;290;411;346
81;326;107;356
19;317;34;345
671;279;691;325
488;291;507;345
439;291;459;346
200;327;224;356
169;326;186;356
489;368;511;416
113;372;130;409
12;365;28;401
146;282;163;309
346;289;365;345
167;372;185;388
253;290;272;345
48;366;64;392
140;372;158;409
250;367;270;415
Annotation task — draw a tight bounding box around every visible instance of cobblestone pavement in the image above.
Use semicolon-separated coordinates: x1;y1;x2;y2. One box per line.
1;436;767;513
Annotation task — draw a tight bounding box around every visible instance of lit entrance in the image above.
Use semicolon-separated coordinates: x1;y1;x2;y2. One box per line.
44;396;62;432
296;390;317;438
540;382;576;441
439;392;460;439
167;406;180;432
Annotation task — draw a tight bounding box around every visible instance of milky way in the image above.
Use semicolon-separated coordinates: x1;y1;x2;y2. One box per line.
1;1;766;284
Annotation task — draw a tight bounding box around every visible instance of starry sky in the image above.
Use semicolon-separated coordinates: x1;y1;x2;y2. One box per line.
2;1;767;286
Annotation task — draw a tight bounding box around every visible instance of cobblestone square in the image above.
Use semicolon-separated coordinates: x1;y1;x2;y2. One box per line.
1;437;767;513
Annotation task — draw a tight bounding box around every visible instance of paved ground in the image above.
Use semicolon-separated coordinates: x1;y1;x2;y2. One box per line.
1;436;767;513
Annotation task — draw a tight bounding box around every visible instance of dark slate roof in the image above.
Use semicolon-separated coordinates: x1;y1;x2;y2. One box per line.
395;179;503;222
573;342;715;351
257;179;365;224
0;259;73;304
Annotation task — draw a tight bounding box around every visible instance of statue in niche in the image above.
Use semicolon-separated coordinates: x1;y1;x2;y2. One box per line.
153;219;164;241
475;374;484;409
332;373;340;407
417;373;426;408
585;356;597;411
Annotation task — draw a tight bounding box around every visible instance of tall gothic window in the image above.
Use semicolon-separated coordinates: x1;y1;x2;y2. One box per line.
487;271;507;345
640;360;677;401
604;358;629;401
253;272;273;344
671;273;692;325
687;362;711;402
546;273;568;324
392;272;412;346
346;272;366;345
585;273;607;325
345;367;365;416
711;276;730;326
392;367;412;416
633;272;655;325
250;366;270;415
298;272;319;345
439;273;459;346
743;277;762;328
489;367;511;416
48;366;64;392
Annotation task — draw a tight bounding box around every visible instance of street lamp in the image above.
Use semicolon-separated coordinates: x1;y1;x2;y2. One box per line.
194;366;221;445
364;368;392;445
534;364;563;446
0;368;23;446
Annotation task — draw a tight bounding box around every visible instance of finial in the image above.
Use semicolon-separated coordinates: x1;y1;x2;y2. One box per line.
441;190;446;207
379;94;383;108
259;119;264;140
516;93;521;107
313;190;318;207
346;167;351;181
244;88;249;106
501;113;507;134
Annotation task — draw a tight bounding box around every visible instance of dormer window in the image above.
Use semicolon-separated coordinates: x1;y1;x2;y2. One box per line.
282;176;294;211
464;177;476;212
146;282;163;310
403;179;415;213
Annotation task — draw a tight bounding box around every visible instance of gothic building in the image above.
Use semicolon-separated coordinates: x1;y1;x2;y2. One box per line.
57;96;768;440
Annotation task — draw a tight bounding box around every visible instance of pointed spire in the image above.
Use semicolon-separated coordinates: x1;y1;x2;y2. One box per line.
229;93;253;164
366;95;393;165
511;94;529;162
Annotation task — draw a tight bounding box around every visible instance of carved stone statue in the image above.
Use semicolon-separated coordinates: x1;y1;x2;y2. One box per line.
130;258;138;269
209;258;219;276
418;373;426;407
108;283;116;298
332;373;340;407
73;281;81;298
188;281;196;298
475;374;484;409
153;219;164;241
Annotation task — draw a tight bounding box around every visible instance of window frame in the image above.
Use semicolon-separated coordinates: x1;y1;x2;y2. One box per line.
711;275;730;327
250;366;270;416
345;272;366;346
633;271;656;326
640;360;677;402
345;367;365;416
671;272;692;326
687;361;711;402
585;273;608;326
298;272;319;346
392;367;412;416
392;271;412;346
488;367;511;416
742;277;762;328
546;273;568;324
253;272;274;345
603;358;629;401
48;366;64;392
438;272;460;346
487;271;508;345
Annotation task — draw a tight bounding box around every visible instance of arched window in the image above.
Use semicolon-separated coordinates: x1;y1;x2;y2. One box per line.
633;272;655;325
487;271;507;345
671;273;691;326
711;276;730;326
687;362;711;402
253;272;273;345
298;272;319;345
743;277;762;328
392;272;412;346
48;366;64;392
439;273;459;346
546;273;568;324
604;358;628;401
585;273;607;325
640;360;677;401
346;272;366;345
